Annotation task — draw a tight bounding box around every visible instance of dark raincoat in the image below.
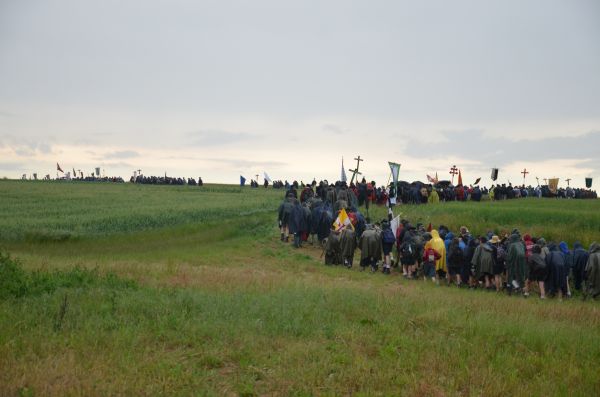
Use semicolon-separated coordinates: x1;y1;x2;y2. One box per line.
506;234;526;286
471;243;495;278
288;200;307;235
545;244;567;296
585;243;600;298
359;227;382;262
572;242;589;290
340;228;357;266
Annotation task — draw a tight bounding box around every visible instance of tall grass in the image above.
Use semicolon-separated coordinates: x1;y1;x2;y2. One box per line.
2;258;599;396
0;180;281;241
1;181;599;395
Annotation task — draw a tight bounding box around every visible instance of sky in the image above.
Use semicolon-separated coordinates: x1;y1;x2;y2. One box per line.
1;0;599;188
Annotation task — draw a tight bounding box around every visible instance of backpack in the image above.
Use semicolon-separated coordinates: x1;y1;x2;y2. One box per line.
401;241;414;256
449;246;462;263
382;228;395;244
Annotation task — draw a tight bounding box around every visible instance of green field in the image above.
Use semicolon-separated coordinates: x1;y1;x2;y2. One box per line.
1;180;599;396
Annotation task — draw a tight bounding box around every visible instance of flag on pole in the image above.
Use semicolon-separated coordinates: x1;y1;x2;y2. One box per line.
491;168;499;181
548;178;559;194
341;158;347;182
390;215;400;236
264;172;272;183
457;170;463;186
427;173;439;184
56;163;64;173
333;208;355;232
388;162;401;194
240;175;246;186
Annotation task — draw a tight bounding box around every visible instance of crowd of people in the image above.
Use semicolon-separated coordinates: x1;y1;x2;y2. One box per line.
270;178;596;206
277;180;600;300
74;176;125;183
130;175;203;186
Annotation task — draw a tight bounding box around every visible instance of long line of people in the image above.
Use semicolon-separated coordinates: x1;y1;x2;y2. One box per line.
275;178;596;210
277;181;600;300
130;175;203;186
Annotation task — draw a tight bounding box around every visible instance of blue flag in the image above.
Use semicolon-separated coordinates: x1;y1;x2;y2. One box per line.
240;175;246;186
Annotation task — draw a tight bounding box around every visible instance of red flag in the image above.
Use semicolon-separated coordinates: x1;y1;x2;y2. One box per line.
57;163;64;173
457;170;463;186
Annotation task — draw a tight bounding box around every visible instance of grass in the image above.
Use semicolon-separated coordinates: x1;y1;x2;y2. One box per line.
0;180;281;241
0;180;599;396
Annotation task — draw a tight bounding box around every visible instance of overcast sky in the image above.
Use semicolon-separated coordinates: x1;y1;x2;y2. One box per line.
1;0;599;187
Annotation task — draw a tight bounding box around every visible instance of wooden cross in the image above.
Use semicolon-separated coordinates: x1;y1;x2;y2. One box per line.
348;168;362;184
521;168;529;185
449;165;458;184
349;155;364;184
566;178;571;186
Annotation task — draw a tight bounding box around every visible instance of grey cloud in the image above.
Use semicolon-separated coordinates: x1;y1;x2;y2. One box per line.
7;139;53;157
104;150;139;159
323;124;347;135
577;157;600;172
405;130;600;171
0;161;26;171
157;155;286;169
186;130;257;146
208;158;287;169
101;161;135;168
72;133;115;147
158;155;199;161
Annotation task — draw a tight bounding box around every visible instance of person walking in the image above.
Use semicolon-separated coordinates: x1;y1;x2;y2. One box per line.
527;244;548;299
506;233;526;294
584;242;600;300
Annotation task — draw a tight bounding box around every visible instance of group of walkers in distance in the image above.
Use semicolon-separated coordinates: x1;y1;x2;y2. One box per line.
73;175;125;183
130;175;203;186
270;178;597;206
277;179;600;300
249;179;285;188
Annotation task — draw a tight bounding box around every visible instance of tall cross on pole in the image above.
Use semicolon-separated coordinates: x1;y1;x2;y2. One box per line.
349;155;364;184
449;165;458;184
543;178;548;185
255;174;259;182
535;177;539;186
521;168;529;185
566;178;571;186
